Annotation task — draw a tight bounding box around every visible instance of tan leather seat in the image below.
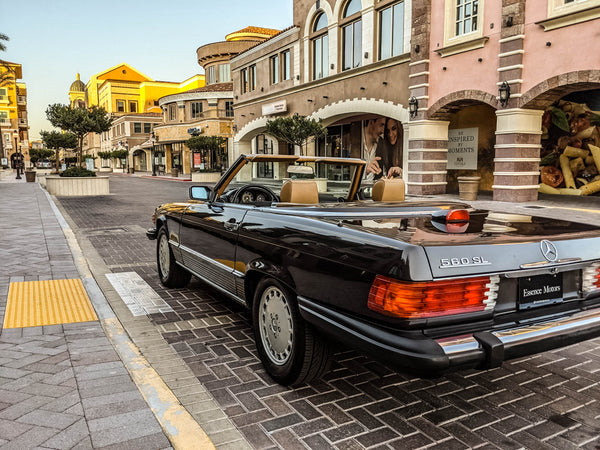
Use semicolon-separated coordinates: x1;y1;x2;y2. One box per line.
280;180;319;204
372;179;405;202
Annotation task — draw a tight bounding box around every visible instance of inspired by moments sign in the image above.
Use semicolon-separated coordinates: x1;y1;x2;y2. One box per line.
447;127;478;170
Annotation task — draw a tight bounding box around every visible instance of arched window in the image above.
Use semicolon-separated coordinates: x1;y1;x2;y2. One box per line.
342;0;362;71
344;0;361;17
312;12;329;80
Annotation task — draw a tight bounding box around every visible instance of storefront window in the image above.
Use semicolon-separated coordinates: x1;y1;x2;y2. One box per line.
256;134;274;178
317;116;403;181
540;90;600;195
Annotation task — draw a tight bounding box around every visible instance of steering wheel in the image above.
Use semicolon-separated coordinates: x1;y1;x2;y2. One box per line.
231;184;278;204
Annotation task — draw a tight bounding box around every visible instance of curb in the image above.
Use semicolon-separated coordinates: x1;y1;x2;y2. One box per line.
43;186;217;449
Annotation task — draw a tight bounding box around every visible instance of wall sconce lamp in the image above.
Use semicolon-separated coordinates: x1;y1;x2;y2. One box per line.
364;52;369;59
409;96;419;118
499;81;511;107
233;125;238;132
505;16;514;27
414;44;420;54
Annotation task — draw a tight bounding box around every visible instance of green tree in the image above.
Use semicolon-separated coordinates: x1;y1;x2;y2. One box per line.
29;147;55;166
40;130;78;171
45;103;113;166
265;115;327;156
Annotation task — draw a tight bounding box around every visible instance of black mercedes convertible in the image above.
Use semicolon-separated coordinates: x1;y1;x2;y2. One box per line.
147;154;600;385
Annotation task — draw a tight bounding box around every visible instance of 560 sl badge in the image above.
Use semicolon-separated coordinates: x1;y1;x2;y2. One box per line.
439;256;491;269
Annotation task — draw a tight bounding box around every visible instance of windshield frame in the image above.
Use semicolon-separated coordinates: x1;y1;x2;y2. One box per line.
212;154;366;203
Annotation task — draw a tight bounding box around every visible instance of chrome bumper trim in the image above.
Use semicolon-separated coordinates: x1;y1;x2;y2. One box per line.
437;308;600;355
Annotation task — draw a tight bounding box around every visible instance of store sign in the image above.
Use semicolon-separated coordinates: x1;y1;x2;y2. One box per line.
262;100;287;116
193;152;202;167
1;158;7;166
86;158;94;171
447;128;478;170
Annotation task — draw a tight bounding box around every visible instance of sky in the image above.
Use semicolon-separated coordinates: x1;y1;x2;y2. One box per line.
1;0;294;141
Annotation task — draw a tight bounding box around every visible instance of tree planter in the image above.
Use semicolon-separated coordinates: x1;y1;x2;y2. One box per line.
191;172;221;183
25;171;36;182
457;176;481;201
46;176;109;196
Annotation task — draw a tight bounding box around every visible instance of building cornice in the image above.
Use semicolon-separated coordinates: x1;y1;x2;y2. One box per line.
159;90;233;107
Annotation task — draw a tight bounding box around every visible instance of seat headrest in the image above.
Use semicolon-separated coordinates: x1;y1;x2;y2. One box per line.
280;180;319;204
372;179;405;202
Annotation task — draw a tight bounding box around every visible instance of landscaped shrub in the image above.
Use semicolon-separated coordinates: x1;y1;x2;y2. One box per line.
60;167;96;177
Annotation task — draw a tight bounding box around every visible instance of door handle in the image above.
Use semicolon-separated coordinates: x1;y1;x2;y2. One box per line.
224;218;239;231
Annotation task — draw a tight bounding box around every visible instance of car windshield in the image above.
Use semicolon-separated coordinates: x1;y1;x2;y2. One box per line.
219;156;364;203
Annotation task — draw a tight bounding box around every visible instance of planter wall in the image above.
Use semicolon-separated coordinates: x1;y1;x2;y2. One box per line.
46;176;110;196
99;167;113;173
191;172;221;183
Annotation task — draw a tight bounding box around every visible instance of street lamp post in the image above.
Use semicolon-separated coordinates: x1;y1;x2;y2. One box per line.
14;132;22;180
151;131;157;176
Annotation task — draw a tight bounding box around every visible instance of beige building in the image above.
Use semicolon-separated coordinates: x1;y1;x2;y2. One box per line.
231;0;412;183
154;26;280;177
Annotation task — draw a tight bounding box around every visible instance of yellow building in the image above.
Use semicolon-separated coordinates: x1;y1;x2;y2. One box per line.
0;60;29;169
67;64;205;167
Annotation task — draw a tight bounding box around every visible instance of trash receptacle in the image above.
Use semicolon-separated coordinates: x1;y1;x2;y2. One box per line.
171;168;179;178
25;171;36;182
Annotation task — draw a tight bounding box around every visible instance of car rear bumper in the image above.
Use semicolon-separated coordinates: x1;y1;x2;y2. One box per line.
298;296;600;376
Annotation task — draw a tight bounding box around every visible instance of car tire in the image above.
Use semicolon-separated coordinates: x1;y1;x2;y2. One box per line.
157;226;191;288
252;278;331;386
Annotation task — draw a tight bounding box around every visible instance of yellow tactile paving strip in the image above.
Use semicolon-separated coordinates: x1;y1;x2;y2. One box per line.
3;279;98;328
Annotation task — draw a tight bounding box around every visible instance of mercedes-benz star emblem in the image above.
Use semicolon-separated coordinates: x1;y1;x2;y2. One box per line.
540;240;558;262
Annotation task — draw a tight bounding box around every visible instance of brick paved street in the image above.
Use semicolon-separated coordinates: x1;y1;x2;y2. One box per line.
52;173;600;449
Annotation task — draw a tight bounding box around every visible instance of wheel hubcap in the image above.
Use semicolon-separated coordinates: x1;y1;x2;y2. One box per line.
158;234;170;278
259;286;293;365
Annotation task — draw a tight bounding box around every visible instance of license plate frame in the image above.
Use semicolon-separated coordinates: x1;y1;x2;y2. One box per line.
518;273;563;310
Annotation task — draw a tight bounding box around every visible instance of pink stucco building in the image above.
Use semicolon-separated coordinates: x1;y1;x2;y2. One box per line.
231;0;600;202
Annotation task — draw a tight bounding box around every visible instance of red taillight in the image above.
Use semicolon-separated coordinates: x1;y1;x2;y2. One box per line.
583;263;600;294
368;275;497;319
431;209;470;233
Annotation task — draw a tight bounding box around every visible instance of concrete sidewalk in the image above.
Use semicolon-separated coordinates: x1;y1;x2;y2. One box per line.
0;172;209;449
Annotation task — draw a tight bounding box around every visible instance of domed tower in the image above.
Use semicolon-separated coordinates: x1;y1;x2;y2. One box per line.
69;73;86;108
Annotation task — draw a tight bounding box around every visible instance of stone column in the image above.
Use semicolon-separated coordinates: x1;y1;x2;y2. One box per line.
493;108;543;202
406;120;449;196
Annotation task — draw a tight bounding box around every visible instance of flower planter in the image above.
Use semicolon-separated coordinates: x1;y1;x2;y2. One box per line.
457;176;481;201
45;176;110;196
191;172;221;183
25;171;36;182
